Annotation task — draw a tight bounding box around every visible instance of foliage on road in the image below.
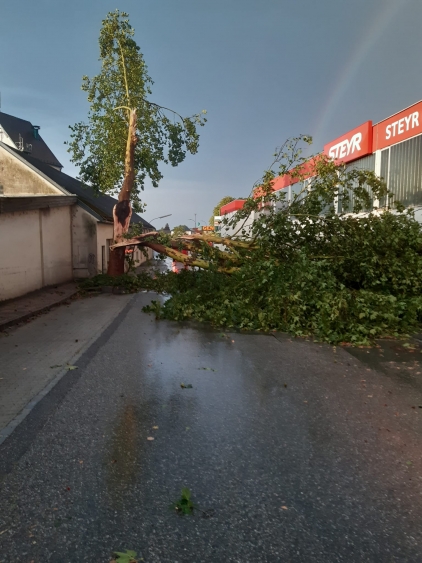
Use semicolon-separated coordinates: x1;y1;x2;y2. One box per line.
111;549;139;562
78;271;176;295
170;487;195;514
84;136;422;344
138;136;422;345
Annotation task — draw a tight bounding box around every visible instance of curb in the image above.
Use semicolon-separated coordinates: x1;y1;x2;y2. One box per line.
0;288;79;332
0;293;135;446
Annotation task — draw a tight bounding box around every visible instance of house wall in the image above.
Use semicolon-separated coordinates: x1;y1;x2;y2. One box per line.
0;205;73;301
41;206;73;286
96;222;114;274
0;146;61;195
72;206;98;278
95;223;153;275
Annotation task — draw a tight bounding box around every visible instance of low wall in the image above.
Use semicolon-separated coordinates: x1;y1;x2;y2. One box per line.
0;205;73;301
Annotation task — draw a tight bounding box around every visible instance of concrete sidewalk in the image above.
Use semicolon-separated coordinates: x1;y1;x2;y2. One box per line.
0;292;133;443
0;282;79;331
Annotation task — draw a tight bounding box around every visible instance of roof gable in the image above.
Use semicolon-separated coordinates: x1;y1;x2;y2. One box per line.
0;143;68;196
0;111;63;170
12;150;155;229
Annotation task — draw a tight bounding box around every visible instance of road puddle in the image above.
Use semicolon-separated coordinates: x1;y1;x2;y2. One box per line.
105;403;142;509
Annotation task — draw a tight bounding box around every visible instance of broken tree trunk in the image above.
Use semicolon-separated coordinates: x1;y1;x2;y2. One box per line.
110;234;240;274
107;108;137;276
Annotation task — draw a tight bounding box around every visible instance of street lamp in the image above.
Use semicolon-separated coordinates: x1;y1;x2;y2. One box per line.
148;213;172;223
189;216;208;229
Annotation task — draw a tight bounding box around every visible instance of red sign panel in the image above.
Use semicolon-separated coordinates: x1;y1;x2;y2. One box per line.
324;121;373;163
220;199;246;215
373;100;422;151
265;156;322;194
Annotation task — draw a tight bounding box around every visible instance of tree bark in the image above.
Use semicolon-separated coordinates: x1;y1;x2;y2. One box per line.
110;236;239;274
108;108;137;276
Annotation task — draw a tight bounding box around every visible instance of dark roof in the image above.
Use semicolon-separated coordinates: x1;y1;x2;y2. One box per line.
0;111;63;169
12;150;155;230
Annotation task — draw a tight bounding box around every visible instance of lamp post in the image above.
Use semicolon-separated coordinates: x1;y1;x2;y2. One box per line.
189;216;208;231
148;213;172;224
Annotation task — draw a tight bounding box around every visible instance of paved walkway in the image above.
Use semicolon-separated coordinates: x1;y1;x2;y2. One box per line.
0;293;133;442
1;292;422;561
0;282;79;331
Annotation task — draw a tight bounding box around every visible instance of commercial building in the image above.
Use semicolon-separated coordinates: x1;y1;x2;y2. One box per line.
221;98;422;226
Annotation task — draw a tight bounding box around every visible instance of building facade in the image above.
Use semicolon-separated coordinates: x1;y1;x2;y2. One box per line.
0;141;154;300
221;98;422;227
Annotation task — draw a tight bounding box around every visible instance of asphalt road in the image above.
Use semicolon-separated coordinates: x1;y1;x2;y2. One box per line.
1;292;422;562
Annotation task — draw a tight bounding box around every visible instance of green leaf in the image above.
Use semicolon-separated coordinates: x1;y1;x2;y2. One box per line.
114;549;138;562
181;487;191;500
171;487;195;515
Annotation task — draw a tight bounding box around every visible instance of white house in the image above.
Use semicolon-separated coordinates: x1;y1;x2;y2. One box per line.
0;112;154;300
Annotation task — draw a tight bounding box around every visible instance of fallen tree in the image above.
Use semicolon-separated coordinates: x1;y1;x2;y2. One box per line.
67;10;206;276
102;136;422;344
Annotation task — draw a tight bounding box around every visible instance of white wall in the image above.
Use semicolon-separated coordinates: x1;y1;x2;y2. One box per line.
0;206;73;301
0;146;63;195
96;222;114;274
40;206;73;286
72;206;99;278
220;210;255;238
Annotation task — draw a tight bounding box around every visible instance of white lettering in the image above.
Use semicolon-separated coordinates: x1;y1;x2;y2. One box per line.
351;132;362;152
385;111;420;141
328;146;337;159
392;121;397;136
328;132;363;160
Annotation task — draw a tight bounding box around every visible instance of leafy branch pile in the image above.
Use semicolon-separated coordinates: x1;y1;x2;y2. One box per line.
113;136;422;345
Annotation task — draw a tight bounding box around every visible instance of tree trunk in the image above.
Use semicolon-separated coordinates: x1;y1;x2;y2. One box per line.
107;108;137;276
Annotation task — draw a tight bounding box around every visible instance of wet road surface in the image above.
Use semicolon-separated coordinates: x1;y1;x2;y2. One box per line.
1;292;422;562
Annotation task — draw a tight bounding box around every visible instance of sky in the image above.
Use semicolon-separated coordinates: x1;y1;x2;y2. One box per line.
1;0;421;229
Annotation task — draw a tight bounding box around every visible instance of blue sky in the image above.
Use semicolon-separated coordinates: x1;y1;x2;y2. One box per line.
1;0;421;228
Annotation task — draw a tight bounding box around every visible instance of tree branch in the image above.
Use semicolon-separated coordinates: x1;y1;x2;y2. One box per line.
116;38;131;116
